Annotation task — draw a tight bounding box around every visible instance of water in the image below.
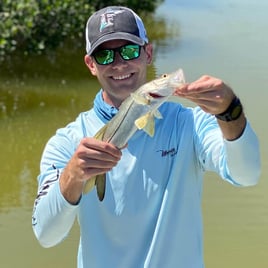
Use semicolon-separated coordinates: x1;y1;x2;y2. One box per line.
1;1;267;267
155;1;268;267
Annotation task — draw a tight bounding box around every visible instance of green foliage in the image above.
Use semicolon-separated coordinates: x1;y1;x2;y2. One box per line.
91;0;162;13
0;0;162;62
0;0;93;61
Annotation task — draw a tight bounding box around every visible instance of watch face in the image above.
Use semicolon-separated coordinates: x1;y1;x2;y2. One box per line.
231;104;242;120
215;97;243;121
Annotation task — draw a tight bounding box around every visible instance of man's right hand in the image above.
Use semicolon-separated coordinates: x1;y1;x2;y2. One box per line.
59;137;122;204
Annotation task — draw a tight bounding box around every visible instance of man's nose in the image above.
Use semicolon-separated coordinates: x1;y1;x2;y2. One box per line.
112;52;128;68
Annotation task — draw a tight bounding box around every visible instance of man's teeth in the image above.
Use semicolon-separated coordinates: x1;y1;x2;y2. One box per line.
113;74;131;80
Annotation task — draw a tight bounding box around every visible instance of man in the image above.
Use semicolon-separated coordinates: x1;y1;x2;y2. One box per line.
32;6;261;268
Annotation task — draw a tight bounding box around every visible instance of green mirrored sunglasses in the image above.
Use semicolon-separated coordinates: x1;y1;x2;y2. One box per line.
92;44;141;65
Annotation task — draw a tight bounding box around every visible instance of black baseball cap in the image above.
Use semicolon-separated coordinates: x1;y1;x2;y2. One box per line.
85;6;149;55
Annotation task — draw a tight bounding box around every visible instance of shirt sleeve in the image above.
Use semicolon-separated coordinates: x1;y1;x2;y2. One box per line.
194;108;261;186
32;130;80;248
223;121;261;186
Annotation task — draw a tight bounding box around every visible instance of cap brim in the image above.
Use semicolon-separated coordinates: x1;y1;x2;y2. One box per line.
87;32;146;55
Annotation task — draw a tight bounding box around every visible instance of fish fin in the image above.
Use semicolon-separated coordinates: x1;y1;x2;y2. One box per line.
177;68;186;84
131;93;150;105
94;124;108;140
153;109;163;119
83;176;96;194
135;113;150;130
135;113;155;137
96;174;106;201
143;115;155;137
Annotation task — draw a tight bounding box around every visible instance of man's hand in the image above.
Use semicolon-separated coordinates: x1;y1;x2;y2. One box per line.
60;137;122;204
174;75;246;141
174;75;235;115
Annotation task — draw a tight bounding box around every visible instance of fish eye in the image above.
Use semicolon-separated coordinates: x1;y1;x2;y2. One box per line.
161;74;168;78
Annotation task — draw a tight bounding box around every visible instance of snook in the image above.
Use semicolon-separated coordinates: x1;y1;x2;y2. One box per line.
84;68;185;201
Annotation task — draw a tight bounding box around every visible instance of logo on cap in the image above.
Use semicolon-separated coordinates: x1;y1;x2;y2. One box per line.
100;9;124;32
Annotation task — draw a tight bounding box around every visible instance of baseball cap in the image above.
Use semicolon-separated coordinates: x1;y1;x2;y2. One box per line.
85;6;149;55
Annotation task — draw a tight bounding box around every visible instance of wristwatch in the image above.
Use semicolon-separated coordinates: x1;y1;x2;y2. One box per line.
215;96;243;121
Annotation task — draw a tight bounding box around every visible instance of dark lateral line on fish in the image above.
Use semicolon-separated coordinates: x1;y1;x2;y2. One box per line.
107;100;135;143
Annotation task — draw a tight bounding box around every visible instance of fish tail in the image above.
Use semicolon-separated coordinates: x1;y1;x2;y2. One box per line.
96;174;106;201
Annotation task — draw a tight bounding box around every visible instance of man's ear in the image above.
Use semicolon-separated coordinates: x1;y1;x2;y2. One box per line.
84;55;97;76
144;43;153;65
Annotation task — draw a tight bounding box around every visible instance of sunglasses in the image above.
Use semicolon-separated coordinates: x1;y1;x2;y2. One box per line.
92;44;141;65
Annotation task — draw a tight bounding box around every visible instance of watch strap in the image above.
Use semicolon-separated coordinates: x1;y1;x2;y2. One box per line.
215;96;243;122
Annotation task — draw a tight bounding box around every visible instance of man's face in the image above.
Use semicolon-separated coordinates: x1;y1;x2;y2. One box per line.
85;40;153;108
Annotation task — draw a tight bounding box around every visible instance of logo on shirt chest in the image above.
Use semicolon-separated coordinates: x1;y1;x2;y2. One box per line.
157;147;178;157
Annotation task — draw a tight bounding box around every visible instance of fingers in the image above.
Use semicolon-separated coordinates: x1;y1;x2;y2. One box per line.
81;137;122;159
81;137;121;167
78;138;122;165
66;137;122;182
174;75;235;114
59;137;123;203
176;76;224;95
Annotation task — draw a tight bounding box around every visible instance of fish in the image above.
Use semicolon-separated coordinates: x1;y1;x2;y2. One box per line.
84;68;186;201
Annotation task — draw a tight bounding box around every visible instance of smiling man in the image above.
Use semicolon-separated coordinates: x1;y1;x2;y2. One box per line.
85;39;152;108
32;6;261;268
84;7;153;108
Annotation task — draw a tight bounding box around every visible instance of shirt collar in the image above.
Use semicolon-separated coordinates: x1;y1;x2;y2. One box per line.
93;89;118;123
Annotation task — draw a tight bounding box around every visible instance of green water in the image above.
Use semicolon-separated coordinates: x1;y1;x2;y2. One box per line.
1;1;268;267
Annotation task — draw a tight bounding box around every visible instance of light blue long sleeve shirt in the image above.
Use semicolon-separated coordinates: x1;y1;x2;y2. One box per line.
32;91;261;268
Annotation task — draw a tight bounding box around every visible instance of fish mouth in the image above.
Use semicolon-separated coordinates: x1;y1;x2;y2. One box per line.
149;93;165;98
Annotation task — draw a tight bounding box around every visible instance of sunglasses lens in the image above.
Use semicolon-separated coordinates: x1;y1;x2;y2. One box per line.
120;45;140;60
93;44;141;65
94;50;114;65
